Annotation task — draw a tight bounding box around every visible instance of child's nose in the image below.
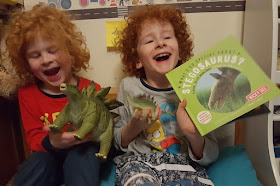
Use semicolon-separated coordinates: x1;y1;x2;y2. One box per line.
42;52;54;65
155;39;166;49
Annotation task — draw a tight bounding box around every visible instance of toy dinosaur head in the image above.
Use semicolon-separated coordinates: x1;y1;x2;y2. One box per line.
60;83;83;100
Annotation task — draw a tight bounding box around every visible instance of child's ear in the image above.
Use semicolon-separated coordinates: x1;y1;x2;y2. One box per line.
136;61;143;69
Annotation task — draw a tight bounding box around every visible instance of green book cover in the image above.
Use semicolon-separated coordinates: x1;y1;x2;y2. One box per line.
166;36;280;136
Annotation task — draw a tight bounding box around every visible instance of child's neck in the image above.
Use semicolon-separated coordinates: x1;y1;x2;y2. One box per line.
39;76;78;95
40;85;64;95
143;76;172;89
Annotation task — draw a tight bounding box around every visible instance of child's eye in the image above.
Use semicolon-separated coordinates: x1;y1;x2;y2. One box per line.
164;36;171;39
145;40;153;44
49;48;58;54
27;53;40;59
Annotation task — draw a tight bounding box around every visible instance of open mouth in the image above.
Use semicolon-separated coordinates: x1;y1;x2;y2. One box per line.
44;67;60;76
154;53;170;62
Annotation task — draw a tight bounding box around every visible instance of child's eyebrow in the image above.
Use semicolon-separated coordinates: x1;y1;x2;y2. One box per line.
26;49;38;55
140;33;153;39
26;46;58;57
141;29;174;38
160;29;175;35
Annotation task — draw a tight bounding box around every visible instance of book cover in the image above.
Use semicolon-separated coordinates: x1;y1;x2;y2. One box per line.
166;36;280;136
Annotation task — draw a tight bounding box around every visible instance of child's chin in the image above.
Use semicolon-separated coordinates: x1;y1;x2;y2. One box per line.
46;78;63;87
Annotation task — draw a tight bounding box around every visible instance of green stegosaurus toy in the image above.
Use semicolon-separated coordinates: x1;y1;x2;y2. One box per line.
49;81;123;160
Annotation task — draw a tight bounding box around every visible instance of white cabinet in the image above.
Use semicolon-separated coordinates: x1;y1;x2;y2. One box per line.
243;0;280;185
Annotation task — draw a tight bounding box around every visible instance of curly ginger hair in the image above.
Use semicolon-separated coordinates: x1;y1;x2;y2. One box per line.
3;4;90;85
115;4;194;78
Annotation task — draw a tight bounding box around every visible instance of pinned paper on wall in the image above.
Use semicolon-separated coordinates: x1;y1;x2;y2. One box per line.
105;21;126;49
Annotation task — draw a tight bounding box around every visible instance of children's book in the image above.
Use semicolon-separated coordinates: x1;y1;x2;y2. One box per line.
166;36;280;136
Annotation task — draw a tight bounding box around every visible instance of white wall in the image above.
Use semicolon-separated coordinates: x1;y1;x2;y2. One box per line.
74;18;127;88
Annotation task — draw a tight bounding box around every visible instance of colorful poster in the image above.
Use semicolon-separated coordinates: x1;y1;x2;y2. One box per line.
105;21;126;48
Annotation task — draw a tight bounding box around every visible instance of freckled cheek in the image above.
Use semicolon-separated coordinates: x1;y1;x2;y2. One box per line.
56;53;72;65
137;50;146;61
28;61;41;73
139;48;153;60
28;66;42;80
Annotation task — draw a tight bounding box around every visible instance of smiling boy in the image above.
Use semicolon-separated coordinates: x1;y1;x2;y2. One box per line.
113;4;219;186
4;5;101;185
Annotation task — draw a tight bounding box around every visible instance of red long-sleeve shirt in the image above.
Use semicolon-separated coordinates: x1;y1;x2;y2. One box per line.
18;77;101;152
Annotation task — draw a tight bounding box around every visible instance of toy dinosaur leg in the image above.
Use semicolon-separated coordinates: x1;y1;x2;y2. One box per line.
49;107;70;132
95;118;113;160
73;120;95;141
73;107;98;140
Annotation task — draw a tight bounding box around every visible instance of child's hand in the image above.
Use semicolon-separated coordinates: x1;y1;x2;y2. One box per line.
177;99;205;159
176;99;200;137
131;106;162;130
121;106;162;148
42;125;93;149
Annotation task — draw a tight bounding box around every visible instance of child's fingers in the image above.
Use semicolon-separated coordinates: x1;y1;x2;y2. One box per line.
42;125;51;132
154;106;162;120
83;132;93;140
133;109;141;119
133;108;152;121
179;99;187;109
143;107;152;120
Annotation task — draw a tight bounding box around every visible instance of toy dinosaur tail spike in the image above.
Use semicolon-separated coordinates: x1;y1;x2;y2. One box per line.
87;81;96;97
104;99;124;110
135;94;157;105
81;86;87;95
137;94;150;99
95;87;111;99
110;112;120;118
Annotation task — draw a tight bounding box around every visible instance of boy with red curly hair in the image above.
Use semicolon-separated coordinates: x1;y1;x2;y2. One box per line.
4;5;101;186
113;4;219;185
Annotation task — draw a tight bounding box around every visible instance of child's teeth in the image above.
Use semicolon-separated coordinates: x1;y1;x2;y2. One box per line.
157;54;167;58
